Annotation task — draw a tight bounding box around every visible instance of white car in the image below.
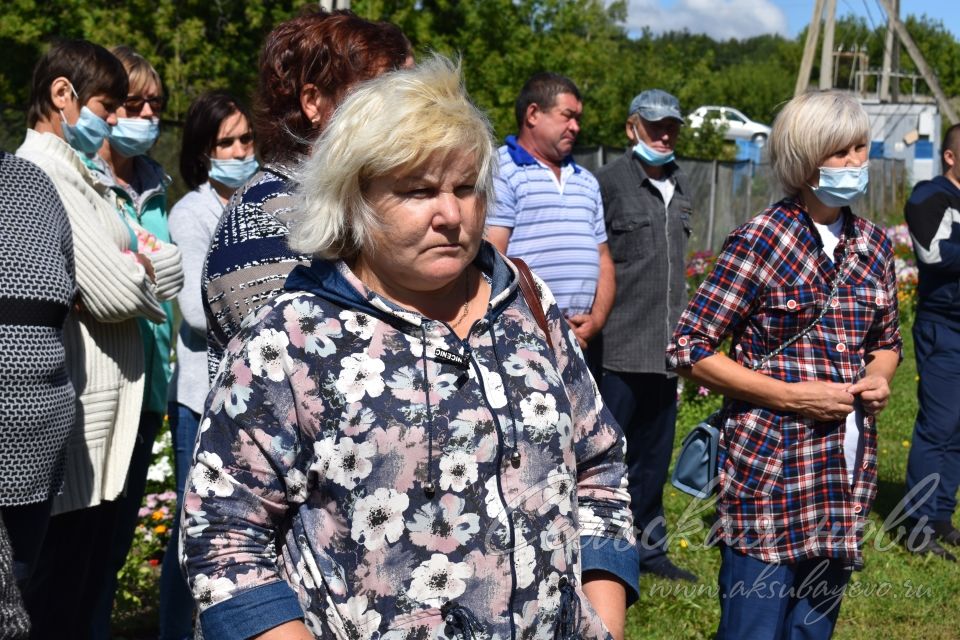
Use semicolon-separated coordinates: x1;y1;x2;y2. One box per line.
688;106;772;144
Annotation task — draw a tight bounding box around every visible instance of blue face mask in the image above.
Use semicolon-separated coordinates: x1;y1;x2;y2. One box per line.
61;105;112;154
209;155;259;189
809;164;869;208
108;117;159;157
632;128;675;166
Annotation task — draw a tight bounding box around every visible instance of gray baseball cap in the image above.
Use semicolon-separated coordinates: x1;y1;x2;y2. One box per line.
629;89;683;123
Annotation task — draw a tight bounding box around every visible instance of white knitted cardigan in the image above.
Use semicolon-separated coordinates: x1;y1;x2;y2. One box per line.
17;130;184;513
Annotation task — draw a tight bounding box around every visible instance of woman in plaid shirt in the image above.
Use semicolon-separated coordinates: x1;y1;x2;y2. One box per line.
667;91;901;640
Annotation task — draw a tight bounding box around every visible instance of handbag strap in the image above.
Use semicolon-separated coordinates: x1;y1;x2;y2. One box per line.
510;257;554;351
753;251;851;371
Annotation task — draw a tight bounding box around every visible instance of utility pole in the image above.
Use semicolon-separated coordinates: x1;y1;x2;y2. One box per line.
818;0;837;90
879;0;900;101
795;0;825;96
876;0;958;123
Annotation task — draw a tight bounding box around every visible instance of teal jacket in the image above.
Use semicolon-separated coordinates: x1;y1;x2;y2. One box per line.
86;154;174;415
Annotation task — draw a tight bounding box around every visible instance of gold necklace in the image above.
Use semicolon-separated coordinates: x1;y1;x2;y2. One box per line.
450;269;472;328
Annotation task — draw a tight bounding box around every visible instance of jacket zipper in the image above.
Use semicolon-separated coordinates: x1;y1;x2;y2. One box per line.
663;195;673;351
464;342;518;640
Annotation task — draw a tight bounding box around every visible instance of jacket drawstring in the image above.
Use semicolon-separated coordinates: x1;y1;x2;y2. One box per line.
554;577;580;640
441;601;484;640
420;325;437;498
486;321;522;468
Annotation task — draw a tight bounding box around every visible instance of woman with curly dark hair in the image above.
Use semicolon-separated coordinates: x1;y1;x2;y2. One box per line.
201;8;411;377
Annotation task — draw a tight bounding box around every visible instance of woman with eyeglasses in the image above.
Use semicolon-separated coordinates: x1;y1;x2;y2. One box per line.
81;45;187;638
15;39;183;637
160;90;255;640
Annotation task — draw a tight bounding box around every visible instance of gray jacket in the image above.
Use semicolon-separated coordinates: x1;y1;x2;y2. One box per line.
168;182;225;414
596;151;692;374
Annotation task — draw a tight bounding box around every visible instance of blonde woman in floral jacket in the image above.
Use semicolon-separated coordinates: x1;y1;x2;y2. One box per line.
181;57;638;640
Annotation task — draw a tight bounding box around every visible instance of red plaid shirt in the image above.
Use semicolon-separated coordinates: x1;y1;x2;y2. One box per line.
667;199;901;567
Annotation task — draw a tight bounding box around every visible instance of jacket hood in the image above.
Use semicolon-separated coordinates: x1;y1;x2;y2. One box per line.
84;153;170;213
283;240;521;328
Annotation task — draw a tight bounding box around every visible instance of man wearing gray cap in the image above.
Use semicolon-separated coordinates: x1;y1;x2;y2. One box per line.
595;89;697;582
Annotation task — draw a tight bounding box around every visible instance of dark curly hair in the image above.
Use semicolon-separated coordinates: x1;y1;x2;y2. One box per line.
255;8;411;163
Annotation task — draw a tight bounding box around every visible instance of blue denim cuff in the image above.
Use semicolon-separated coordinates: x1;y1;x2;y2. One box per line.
581;535;641;607
199;580;303;639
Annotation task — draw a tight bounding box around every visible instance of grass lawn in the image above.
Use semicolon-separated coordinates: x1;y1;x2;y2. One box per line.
625;317;960;639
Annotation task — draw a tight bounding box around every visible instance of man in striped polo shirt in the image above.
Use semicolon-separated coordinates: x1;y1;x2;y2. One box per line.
487;73;614;353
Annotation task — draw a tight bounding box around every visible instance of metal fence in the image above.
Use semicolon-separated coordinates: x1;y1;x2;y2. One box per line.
573;146;908;254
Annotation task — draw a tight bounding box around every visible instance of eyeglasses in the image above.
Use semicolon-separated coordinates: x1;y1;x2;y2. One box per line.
123;95;163;113
215;133;255;149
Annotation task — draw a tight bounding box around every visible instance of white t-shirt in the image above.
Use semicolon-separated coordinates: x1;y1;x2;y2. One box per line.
814;214;861;486
648;175;675;208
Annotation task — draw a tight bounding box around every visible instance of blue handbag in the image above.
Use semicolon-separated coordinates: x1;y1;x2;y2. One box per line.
671;411;722;499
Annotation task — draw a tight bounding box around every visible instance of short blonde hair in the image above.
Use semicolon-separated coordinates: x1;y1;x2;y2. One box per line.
111;45;163;98
289;55;496;259
769;91;869;196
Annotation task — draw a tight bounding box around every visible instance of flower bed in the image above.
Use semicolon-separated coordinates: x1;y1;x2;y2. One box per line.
112;423;177;631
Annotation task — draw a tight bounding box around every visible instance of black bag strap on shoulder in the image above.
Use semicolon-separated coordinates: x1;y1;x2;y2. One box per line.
510;257;554;351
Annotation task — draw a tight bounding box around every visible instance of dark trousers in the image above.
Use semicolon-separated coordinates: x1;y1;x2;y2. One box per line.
0;500;53;587
905;319;960;522
24;500;119;639
90;411;164;639
599;370;677;569
715;545;851;640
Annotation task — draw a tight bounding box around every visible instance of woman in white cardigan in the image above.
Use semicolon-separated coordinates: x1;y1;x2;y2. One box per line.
15;39;183;635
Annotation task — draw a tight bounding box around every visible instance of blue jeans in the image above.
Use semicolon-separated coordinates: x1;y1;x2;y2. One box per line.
159;403;201;640
905;319;960;523
715;545;851;640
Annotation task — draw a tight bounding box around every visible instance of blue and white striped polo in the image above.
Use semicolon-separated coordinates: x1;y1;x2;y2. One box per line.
488;135;606;316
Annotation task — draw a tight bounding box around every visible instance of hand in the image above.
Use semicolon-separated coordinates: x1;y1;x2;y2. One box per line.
136;227;160;253
786;381;855;421
567;313;599;347
135;252;156;284
848;374;891;415
564;316;588;349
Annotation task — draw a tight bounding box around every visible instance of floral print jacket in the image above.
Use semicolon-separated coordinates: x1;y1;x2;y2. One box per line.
182;243;638;640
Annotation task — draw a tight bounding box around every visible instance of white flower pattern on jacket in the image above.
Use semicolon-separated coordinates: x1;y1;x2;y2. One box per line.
181;250;636;640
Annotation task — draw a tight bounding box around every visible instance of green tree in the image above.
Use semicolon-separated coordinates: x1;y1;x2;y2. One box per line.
0;0;302;123
354;0;635;145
